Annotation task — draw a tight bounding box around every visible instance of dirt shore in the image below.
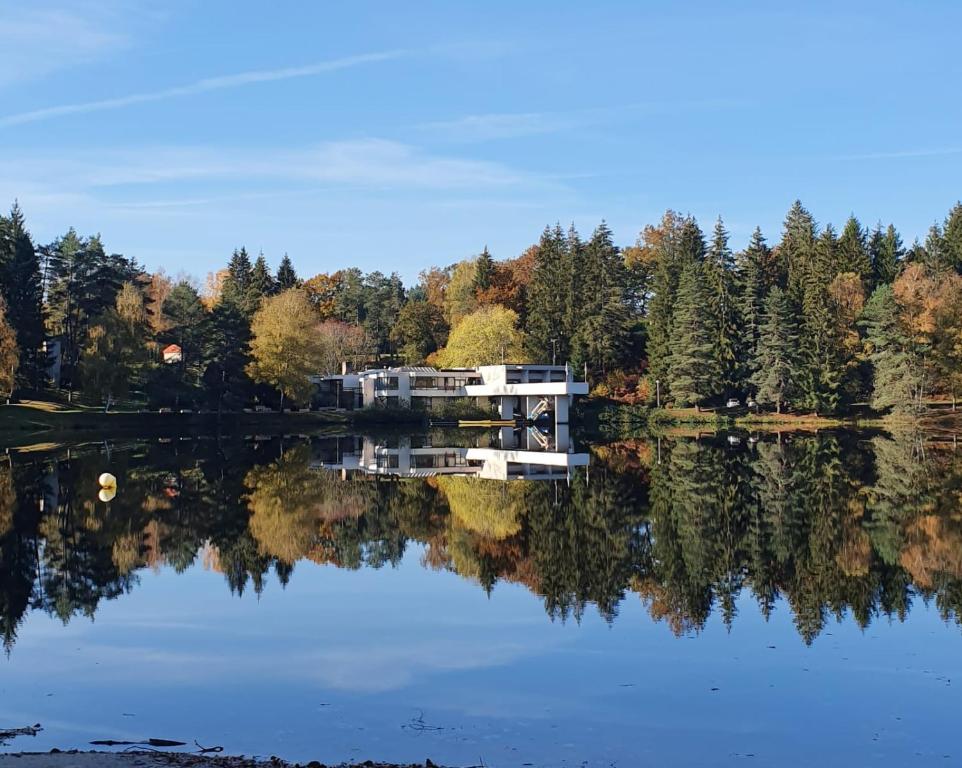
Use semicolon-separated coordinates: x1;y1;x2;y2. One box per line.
0;753;445;768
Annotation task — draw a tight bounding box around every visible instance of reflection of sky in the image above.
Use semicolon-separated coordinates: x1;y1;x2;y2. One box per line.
3;546;961;767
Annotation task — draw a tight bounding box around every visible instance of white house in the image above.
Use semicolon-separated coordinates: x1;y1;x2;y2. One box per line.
313;364;589;428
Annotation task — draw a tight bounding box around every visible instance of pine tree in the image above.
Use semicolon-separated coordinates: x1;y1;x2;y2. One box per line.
780;200;818;303
796;226;845;413
923;223;946;272
221;247;256;316
736;228;770;391
750;286;800;413
646;212;704;395
705;218;739;396
0;203;44;387
868;222;903;286
473;246;495;293
570;222;631;376
43;230;134;392
860;284;921;412
838;215;872;285
250;253;276;300
667;262;719;407
275;253;298;290
525;224;573;363
942;202;962;274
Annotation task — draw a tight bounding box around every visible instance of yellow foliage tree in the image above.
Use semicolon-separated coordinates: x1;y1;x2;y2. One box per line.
433;305;525;367
246;288;326;408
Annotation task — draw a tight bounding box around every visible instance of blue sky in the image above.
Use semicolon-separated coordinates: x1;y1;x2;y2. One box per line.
2;1;960;284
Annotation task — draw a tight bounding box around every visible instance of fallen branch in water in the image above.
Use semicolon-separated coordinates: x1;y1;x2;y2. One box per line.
90;738;187;747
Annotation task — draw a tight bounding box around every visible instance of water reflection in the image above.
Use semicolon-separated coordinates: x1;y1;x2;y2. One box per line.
2;430;962;653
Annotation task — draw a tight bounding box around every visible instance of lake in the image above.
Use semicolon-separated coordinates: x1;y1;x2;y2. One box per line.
1;428;960;766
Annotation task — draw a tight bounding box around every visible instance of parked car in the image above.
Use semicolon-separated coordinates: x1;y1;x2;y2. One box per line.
726;398;740;408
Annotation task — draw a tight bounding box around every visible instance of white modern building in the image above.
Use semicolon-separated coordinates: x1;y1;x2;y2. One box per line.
313;364;589;428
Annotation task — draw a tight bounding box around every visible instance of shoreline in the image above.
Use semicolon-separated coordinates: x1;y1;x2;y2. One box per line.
0;752;447;768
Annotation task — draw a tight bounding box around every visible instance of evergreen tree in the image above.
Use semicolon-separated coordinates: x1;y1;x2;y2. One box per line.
570;222;631;376
705;218;739;395
201;302;253;411
942;202;962;274
868;222;903;286
363;271;405;357
667;262;719;407
780;200;818;302
797;226;845;413
646;212;704;395
473;246;495;293
275;253;298;290
922;223;946;272
838;215;872;285
43;231;134;392
250;253;276;300
0;203;44;387
525;224;573;363
751;286;800;413
221;247;256;316
736;228;770;391
860;284;922;413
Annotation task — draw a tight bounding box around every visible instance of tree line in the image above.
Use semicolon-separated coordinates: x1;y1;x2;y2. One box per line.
1;199;960;412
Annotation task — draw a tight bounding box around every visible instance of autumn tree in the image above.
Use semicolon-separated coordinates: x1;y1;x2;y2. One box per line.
80;282;150;410
317;320;370;375
434;305;524;367
302;272;340;319
246;288;326;408
443;258;479;326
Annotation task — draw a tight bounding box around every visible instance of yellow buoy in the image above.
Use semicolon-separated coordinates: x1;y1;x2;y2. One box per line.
98;487;116;503
98;472;117;489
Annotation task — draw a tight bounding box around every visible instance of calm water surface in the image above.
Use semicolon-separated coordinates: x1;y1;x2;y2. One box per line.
1;430;961;766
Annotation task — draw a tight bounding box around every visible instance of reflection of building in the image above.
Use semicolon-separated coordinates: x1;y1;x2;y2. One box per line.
313;364;588;429
312;429;589;482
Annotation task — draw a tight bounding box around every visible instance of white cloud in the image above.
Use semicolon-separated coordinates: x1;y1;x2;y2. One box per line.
418;112;564;142
2;139;536;192
0;5;129;88
0;50;406;127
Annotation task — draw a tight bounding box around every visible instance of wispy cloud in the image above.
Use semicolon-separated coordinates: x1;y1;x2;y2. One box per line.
0;5;129;87
416;98;748;143
4;139;536;191
418;112;564;142
843;147;962;160
0;50;406;127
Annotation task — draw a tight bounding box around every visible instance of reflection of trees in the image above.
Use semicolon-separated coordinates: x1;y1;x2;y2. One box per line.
3;432;962;652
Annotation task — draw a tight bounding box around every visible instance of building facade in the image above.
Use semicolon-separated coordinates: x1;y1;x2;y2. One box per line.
313;364;588;426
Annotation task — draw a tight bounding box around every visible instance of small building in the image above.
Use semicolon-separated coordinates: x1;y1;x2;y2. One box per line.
162;344;183;364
